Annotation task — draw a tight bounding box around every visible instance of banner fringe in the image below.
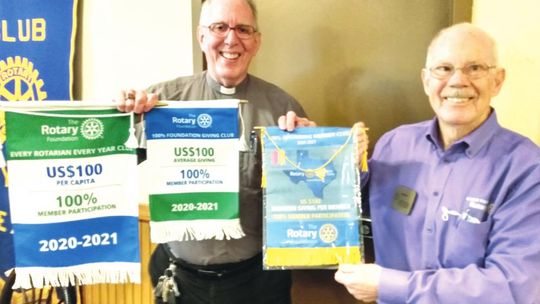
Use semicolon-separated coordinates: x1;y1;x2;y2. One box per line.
13;262;141;289
264;246;362;268
150;219;245;243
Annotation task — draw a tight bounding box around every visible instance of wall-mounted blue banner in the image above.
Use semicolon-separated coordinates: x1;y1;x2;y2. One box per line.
0;0;78;278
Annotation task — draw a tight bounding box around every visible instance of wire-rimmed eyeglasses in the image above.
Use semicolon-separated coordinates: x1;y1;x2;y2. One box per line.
203;22;257;40
427;63;497;80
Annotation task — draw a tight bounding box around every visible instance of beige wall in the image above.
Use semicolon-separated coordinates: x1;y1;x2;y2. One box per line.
473;0;540;145
251;1;457;149
77;0;201;100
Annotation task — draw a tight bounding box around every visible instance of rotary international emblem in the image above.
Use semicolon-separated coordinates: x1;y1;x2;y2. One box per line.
0;56;47;101
319;223;338;243
0;56;48;147
197;113;212;128
81;118;104;140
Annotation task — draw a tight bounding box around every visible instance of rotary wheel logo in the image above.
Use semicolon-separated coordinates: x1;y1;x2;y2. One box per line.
319;223;338;243
197;113;212;128
0;56;47;101
81;118;104;140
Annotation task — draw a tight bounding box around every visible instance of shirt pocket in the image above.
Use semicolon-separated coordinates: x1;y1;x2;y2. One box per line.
443;220;491;268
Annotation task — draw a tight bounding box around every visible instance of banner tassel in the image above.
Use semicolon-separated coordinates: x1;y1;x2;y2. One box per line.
359;127;369;172
360;150;368;172
124;112;139;149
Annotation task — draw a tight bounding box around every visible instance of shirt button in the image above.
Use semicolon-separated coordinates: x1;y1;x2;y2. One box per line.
433;191;439;196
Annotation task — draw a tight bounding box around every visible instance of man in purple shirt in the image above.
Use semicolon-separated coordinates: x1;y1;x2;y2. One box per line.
335;23;540;303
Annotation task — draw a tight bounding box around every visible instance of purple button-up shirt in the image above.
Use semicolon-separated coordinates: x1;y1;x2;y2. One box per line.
369;110;540;303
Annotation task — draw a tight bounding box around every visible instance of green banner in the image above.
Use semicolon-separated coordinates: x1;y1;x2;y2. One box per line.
6;110;135;160
149;192;239;221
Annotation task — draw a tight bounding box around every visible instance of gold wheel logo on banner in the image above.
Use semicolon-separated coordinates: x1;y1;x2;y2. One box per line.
319;223;338;243
0;56;47;102
0;55;48;142
0;56;48;182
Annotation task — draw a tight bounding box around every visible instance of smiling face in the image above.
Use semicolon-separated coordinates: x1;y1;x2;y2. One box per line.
198;0;261;87
421;24;505;140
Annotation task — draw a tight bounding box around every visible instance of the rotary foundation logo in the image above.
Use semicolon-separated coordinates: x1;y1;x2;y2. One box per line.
197;113;213;128
80;118;104;140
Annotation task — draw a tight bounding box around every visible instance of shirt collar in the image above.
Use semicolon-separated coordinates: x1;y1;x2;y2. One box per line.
425;108;500;158
205;72;249;96
461;109;499;157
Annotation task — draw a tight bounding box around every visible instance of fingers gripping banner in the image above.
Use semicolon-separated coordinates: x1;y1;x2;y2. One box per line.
3;105;140;289
145;100;244;243
261;127;363;268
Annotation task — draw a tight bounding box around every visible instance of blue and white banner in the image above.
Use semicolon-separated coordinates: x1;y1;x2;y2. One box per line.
145;100;244;243
3;103;140;289
261;127;363;268
0;0;78;278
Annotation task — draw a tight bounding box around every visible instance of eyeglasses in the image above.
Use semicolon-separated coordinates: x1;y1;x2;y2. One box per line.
427;63;497;80
203;22;257;39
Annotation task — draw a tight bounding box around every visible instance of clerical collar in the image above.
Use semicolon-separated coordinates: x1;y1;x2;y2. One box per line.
206;72;248;96
220;86;236;95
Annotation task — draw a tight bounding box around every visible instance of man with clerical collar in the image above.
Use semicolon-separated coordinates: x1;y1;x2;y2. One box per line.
117;0;315;303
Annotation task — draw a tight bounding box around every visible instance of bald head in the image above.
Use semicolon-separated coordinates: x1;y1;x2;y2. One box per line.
421;22;506;147
426;23;499;67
